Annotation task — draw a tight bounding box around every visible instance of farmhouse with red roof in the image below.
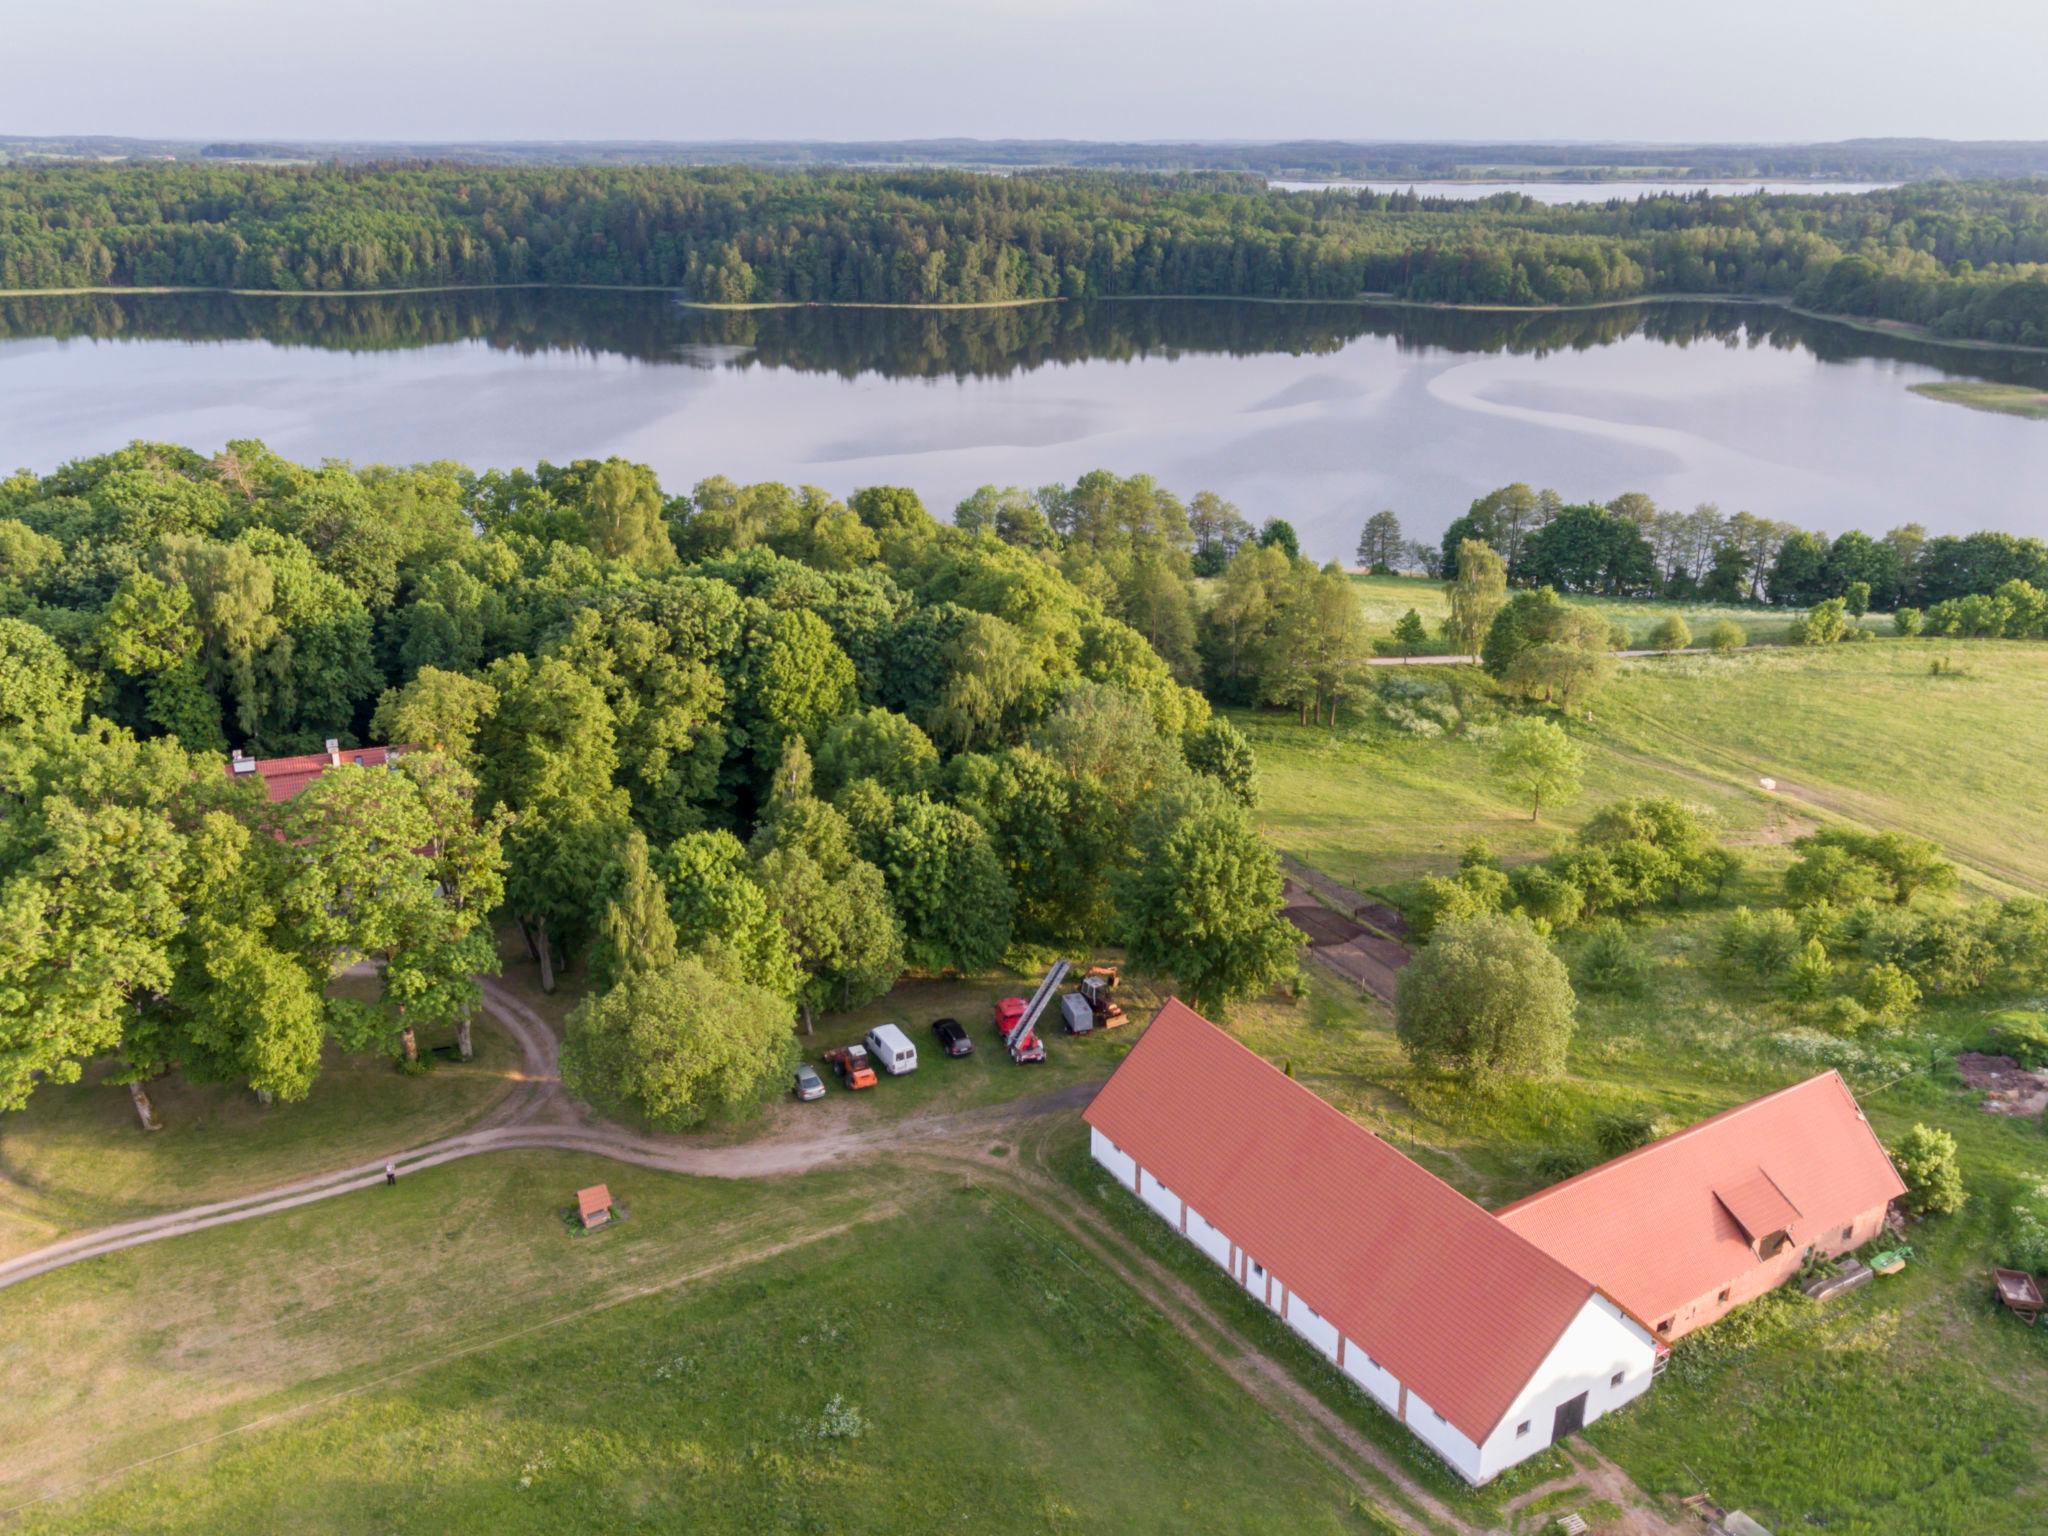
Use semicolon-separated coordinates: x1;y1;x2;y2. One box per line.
1085;1001;1905;1484
1085;1000;1659;1484
1495;1071;1905;1343
225;740;404;802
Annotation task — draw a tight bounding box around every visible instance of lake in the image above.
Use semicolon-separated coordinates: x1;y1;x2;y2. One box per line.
1265;180;1898;202
1;290;2043;561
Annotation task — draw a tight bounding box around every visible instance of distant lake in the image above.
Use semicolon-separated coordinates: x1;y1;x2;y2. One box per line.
0;290;2042;560
1266;179;1898;202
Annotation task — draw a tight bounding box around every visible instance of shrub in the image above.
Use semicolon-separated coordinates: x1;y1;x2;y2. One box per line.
1395;911;1577;1080
1744;909;1805;977
1509;863;1585;932
1891;1123;1966;1216
1791;597;1850;645
1577;920;1651;996
1815;996;1873;1036
1607;619;1633;651
2000;1188;2048;1274
1592;1109;1671;1158
1859;962;1922;1023
1646;614;1691;651
1986;1010;2048;1070
1410;871;1503;939
1844;580;1872;617
1893;606;1924;637
1706;619;1746;653
1717;906;1762;962
1784;936;1835;1001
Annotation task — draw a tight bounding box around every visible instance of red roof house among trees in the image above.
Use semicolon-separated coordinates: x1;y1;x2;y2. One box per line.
1495;1071;1907;1342
225;740;403;802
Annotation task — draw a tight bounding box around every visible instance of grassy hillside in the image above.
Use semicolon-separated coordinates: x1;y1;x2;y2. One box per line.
1250;639;2048;896
1347;572;1873;652
2;1154;1380;1535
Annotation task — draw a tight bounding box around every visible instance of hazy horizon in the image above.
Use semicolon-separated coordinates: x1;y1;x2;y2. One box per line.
9;0;2047;145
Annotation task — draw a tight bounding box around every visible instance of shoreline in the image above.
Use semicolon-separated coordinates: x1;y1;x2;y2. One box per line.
1;282;2043;360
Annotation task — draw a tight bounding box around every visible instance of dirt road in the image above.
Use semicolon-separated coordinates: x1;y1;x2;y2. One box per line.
0;980;1097;1293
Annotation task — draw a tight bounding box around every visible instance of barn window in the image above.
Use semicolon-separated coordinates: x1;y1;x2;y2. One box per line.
1717;1287;1731;1303
1610;1371;1624;1388
1656;1317;1673;1334
1250;1260;1264;1278
1840;1224;1854;1242
1516;1421;1530;1437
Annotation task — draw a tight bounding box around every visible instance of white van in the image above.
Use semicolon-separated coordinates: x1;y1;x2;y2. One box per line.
862;1022;919;1075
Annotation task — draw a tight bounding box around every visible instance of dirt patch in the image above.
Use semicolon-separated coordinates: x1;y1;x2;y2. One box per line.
1281;878;1412;1007
1955;1052;2048;1117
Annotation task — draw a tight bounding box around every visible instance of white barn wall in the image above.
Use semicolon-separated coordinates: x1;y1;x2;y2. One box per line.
1138;1169;1182;1225
1475;1294;1658;1482
1185;1206;1232;1269
1400;1391;1483;1483
1090;1128;1136;1190
1340;1341;1402;1414
1284;1293;1341;1361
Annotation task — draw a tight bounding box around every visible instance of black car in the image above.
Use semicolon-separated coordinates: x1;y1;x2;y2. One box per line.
931;1017;974;1057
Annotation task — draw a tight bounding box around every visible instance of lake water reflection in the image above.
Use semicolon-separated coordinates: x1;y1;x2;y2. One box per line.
0;290;2042;558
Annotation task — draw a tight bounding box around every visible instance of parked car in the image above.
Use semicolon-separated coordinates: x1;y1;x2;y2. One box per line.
931;1017;973;1057
822;1043;877;1090
863;1021;919;1075
793;1062;826;1101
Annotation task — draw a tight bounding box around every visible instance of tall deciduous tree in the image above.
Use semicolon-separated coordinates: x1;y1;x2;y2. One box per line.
560;955;796;1130
1491;717;1586;822
1120;781;1297;1015
1443;539;1507;656
1396;912;1576;1080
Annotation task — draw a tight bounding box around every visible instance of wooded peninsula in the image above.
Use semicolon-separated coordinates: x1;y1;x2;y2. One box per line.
5;165;2048;345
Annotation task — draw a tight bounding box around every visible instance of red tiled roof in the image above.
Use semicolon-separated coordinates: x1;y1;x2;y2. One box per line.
225;744;401;802
1084;1000;1602;1445
1496;1072;1906;1325
578;1185;613;1219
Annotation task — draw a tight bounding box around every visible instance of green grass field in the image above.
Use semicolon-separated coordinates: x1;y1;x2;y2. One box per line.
0;994;515;1261
2;1153;1379;1535
1346;572;1874;651
1249;639;2048;896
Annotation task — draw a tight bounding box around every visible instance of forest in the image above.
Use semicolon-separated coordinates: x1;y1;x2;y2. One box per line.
4;164;2048;343
0;447;1302;1134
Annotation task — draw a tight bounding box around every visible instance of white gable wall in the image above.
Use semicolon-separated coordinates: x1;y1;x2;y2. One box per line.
1340;1342;1402;1415
1185;1205;1233;1269
1475;1293;1659;1482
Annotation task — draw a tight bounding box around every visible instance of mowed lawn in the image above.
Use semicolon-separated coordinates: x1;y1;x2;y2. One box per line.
1;1153;1372;1536
1249;639;2048;896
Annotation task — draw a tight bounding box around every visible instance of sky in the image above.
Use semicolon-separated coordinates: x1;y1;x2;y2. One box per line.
6;0;2047;144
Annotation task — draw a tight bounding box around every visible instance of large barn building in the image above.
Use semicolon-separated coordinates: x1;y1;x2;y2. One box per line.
1085;1001;1905;1484
1084;1001;1661;1484
225;740;404;802
1495;1071;1906;1343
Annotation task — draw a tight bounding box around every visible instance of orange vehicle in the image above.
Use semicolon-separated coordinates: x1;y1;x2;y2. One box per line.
822;1044;878;1090
1079;966;1127;1028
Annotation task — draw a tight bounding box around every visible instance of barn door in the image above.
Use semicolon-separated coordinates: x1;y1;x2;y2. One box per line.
1552;1391;1588;1441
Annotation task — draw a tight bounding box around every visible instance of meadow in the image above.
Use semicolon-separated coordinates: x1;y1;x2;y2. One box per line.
1;1152;1381;1535
7;636;2048;1533
1346;572;1875;651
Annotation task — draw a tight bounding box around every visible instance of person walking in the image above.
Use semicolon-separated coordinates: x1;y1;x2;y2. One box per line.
385;1160;398;1187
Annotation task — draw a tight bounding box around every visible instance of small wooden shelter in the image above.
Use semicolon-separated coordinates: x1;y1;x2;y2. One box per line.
577;1184;614;1231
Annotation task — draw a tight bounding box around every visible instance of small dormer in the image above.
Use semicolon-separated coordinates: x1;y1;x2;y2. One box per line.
1714;1168;1802;1259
